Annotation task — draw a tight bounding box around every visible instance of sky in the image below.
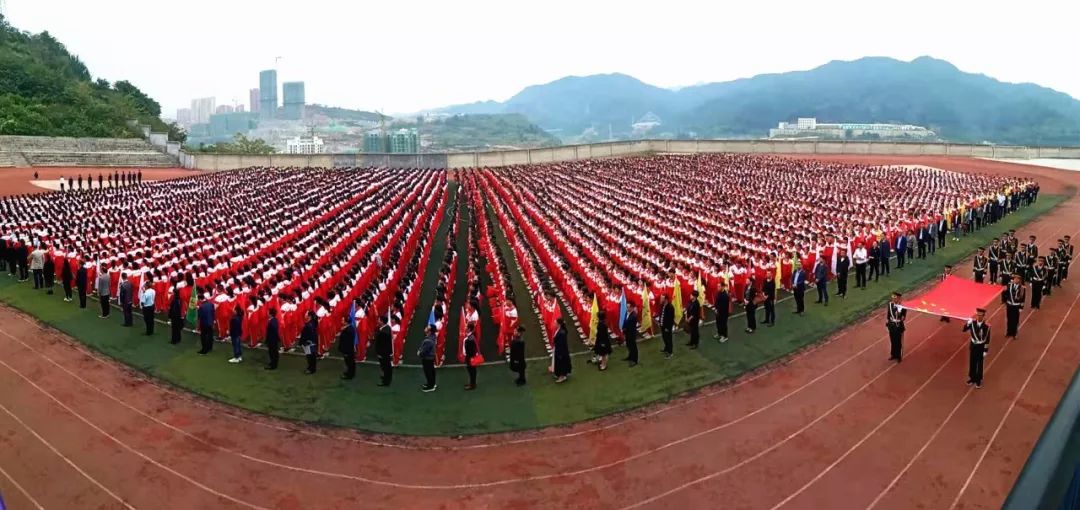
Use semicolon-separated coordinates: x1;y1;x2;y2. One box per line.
6;0;1078;118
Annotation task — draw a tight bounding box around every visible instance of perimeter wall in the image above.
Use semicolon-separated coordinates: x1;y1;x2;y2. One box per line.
182;140;1080;171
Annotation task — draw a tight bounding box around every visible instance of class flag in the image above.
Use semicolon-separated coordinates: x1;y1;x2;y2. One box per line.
618;290;628;332
639;285;653;334
672;276;684;326
349;301;359;349
587;293;600;345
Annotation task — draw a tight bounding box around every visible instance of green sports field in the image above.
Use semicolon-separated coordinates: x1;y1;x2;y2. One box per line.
0;194;1061;436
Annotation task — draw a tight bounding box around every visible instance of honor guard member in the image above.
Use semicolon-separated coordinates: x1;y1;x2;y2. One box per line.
1045;250;1058;295
1002;274;1026;339
988;239;1002;283
998;256;1013;286
964;308;991;388
1027;236;1039;259
886;292;907;363
973;247;988;284
1062;236;1074;281
1014;244;1030;282
1029;257;1046;309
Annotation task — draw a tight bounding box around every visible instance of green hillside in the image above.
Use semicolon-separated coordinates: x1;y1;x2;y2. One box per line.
0;15;181;140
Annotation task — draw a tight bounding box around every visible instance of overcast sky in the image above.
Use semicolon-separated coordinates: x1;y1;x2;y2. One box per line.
6;0;1078;117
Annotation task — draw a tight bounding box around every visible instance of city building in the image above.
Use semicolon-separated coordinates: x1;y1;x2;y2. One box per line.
176;108;193;126
285;134;325;154
215;105;235;114
389;128;419;153
282;81;305;121
259;70;278;120
236;104;246;113
364;132;389;153
768;117;936;140
249;88;260;113
191;97;216;125
209;112;257;140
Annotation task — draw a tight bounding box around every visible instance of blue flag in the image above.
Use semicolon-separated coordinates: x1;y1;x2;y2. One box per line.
619;290;628;330
428;306;436;327
349;301;358;349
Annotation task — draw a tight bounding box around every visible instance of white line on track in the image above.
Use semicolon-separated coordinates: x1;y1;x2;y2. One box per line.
0;401;132;509
947;291;1080;509
0;463;45;510
0;358;269;510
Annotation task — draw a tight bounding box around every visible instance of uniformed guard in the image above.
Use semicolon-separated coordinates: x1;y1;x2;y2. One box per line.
964;308;991;388
1027;236;1039;259
1045;250;1058;295
886;292;906;363
998;257;1013;286
1029;257;1046;309
1062;236;1074;281
1014;246;1029;283
973;247;988;284
988;240;1002;283
1002;274;1026;339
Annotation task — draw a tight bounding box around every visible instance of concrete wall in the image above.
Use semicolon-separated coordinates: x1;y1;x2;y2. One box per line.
181;140;1080;171
148;133;168;149
166;142;181;157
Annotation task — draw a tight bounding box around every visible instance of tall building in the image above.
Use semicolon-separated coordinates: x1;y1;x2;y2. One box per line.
282;81;306;120
215;105;235;114
191;97;216;125
236;104;246;113
249;88;261;113
259;70;277;119
389;129;419;153
364;132;388;153
176;108;193;126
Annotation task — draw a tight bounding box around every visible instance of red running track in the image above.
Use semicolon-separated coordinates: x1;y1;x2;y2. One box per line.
0;157;1077;510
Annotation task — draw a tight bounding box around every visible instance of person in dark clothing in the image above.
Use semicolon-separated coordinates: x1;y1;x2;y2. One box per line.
264;308;281;370
685;291;701;349
138;169;143;183
593;311;613;370
835;249;850;298
42;254;55;295
878;236;891;276
792;266;807;315
228;306;244;363
895;234;907;269
762;275;776;327
97;174;103;188
743;282;758;334
61;258;74;301
974;247;988;283
375;315;393;386
168;289;184;344
552;318;572;383
463;329;478;390
964;308;991;388
339;315;356;380
713;282;731;342
1030;257;1047;309
139;281;156;335
813;259;829;305
508;326;526;385
197;297;216;354
419;325;438;390
75;264;88;308
660;294;675;358
299;311;318;374
886;292;907;362
118;274;133;327
622;302;639;366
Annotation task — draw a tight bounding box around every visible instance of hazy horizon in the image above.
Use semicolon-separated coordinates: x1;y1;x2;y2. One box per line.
6;0;1079;118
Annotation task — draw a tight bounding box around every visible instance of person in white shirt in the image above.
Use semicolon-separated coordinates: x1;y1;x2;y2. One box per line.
140;281;157;336
853;245;869;289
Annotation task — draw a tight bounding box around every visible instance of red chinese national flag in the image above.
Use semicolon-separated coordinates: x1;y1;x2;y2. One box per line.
900;275;1002;320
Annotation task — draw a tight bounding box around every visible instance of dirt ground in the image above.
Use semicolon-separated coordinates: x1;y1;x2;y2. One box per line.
0;156;1077;509
0;167;195;196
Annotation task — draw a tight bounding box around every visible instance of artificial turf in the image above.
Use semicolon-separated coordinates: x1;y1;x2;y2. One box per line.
0;195;1061;436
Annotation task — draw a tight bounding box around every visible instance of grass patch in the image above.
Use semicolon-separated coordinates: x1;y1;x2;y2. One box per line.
0;196;1061;436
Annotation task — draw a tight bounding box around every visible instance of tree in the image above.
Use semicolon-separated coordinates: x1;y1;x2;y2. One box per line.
190;133;276;154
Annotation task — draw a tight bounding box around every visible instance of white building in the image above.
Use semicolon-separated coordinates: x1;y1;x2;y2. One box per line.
769;117;936;139
191;97;216;125
285;135;325;154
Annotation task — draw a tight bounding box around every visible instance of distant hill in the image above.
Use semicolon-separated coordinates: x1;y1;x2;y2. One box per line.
306;104;387;123
0;15;181;140
438;57;1080;145
396;113;560;151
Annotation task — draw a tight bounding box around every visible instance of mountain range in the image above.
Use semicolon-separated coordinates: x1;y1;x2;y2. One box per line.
432;57;1080;146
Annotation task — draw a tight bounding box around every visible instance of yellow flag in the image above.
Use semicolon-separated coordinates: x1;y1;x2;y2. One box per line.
695;273;706;317
774;261;782;290
672;276;684;326
639;286;652;334
587;293;599;345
